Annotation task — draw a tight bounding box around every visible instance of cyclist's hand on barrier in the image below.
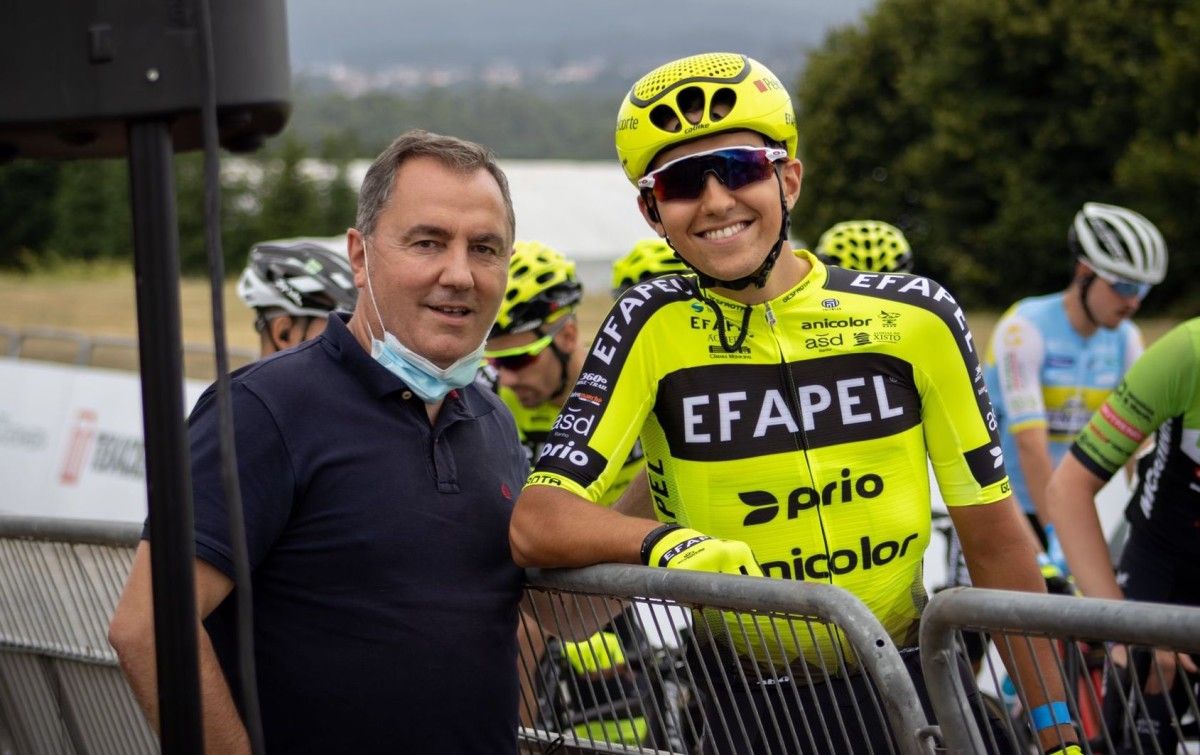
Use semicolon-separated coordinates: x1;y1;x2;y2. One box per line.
563;631;626;677
645;526;763;576
1036;552;1075;595
1042;524;1072;578
1106;644;1197;694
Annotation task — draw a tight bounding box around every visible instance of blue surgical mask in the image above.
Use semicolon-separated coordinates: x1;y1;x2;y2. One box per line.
362;238;485;403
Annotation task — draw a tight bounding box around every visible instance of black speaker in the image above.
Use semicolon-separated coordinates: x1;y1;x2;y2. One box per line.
0;0;290;159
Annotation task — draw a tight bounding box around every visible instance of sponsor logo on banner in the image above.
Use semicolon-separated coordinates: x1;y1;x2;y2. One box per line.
60;410;97;484
0;411;48;451
59;409;146;485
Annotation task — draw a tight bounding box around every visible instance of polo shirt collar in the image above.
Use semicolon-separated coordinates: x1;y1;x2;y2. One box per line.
320;313;493;419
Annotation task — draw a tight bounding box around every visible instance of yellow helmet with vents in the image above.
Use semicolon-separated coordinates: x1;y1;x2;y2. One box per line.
816;220;914;274
610;238;690;296
615;52;798;184
492;241;582;337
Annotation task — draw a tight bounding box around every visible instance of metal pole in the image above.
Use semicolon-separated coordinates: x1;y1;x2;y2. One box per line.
126;119;204;754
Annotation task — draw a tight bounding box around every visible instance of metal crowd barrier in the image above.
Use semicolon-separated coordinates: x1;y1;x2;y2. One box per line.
0;517;151;755
921;587;1200;755
521;565;934;755
0;324;256;379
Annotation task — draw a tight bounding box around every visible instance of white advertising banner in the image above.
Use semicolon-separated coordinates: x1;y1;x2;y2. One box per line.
0;357;206;524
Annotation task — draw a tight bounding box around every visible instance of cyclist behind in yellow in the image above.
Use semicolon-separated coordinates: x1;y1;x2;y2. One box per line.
611;237;692;297
815;219;914;274
509;52;1077;754
1048;318;1200;755
484;241;643;505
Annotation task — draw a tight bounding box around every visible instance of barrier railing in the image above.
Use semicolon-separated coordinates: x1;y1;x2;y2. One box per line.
921;587;1200;755
522;566;935;755
0;324;256;379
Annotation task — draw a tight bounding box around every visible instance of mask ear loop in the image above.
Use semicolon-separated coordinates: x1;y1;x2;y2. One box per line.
359;236;389;344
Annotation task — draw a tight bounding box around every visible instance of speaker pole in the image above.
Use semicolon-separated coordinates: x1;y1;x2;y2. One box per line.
127;118;204;754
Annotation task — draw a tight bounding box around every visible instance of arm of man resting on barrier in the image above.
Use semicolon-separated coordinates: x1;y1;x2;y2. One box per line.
108;541;250;755
950;495;1078;751
511;483;757;574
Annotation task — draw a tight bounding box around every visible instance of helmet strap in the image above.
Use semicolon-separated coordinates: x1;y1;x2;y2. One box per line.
1078;273;1100;328
547;337;572;400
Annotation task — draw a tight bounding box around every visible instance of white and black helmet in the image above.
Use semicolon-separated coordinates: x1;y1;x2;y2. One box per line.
237;241;358;318
1069;202;1167;284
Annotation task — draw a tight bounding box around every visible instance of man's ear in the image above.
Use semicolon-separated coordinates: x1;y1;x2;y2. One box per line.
782;159;804;210
347;228;367;289
557;317;579;353
267;315;295;349
637;194;664;233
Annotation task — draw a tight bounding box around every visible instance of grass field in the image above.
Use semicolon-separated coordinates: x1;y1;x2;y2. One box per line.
0;263;1182;381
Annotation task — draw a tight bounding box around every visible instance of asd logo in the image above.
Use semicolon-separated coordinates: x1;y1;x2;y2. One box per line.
552;412;595;436
804;333;843;349
738;468;884;526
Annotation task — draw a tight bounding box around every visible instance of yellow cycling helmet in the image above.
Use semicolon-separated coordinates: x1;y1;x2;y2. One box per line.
615;52;798;185
491;241;583;337
816;220;914;274
610;238;691;296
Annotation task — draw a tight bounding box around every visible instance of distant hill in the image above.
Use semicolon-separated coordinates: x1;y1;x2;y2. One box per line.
286;0;874;87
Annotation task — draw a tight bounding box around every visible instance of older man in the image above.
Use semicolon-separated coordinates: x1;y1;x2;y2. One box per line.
109;130;528;753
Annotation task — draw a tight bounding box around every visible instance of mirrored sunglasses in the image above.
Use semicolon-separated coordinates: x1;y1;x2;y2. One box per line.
485;321;567;371
637;146;788;203
1093;268;1152;300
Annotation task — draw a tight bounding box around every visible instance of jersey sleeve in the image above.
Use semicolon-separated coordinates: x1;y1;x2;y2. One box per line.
990;312;1047;433
525;286;683;501
916;294;1011;507
188;381;296;578
1070;320;1199;481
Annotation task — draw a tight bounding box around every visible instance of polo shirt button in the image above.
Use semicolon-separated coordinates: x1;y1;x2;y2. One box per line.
401;390;413;400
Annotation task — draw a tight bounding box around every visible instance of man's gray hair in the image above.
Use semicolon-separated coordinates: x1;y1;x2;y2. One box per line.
355;129;516;241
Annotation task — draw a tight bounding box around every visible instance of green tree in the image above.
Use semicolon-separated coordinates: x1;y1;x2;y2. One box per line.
0;159;60;269
794;0;1199;312
50;158;131;262
256;137;322;242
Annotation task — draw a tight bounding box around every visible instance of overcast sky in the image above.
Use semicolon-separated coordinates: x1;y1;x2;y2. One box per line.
285;0;877;76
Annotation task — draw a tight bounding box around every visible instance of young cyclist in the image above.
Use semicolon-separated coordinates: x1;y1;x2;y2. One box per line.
611;237;692;297
1047;318;1200;755
509;52;1078;754
484;240;644;504
982;204;1166;571
236;240;358;357
815;219;914;274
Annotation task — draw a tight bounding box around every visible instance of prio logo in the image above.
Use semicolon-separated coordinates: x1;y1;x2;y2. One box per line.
760;534;920;581
536;440;590;467
821;298;840;309
738;468;884;526
800;317;871;330
552;411;595;436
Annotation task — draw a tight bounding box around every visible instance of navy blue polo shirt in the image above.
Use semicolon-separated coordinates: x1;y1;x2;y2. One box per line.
183;313;528;753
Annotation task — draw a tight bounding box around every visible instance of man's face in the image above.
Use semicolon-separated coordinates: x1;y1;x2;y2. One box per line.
1079;263;1146;329
350;157;511;368
638;130;802;284
486;320;576;408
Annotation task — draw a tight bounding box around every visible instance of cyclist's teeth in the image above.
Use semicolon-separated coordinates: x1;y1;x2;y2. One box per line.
704;222;747;240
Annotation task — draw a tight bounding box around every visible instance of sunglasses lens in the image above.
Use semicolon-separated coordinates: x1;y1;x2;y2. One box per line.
651;149;776;202
1110;280;1151;299
490;352;539;371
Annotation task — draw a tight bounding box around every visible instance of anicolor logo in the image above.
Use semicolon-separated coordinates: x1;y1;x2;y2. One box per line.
760;534;920;581
738;469;884;526
801;317;871;330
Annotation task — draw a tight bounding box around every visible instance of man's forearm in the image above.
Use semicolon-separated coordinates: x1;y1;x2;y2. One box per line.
117;628;250;754
1014;428;1054;528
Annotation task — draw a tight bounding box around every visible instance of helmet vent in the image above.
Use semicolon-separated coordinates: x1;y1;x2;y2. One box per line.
710;88;736;121
675;87;705;125
650;104;681;133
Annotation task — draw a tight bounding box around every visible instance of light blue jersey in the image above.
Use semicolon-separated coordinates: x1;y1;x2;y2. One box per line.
983;292;1142;514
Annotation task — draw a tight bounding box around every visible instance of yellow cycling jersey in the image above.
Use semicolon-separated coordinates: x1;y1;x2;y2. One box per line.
497;386;643;506
526;251;1010;666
